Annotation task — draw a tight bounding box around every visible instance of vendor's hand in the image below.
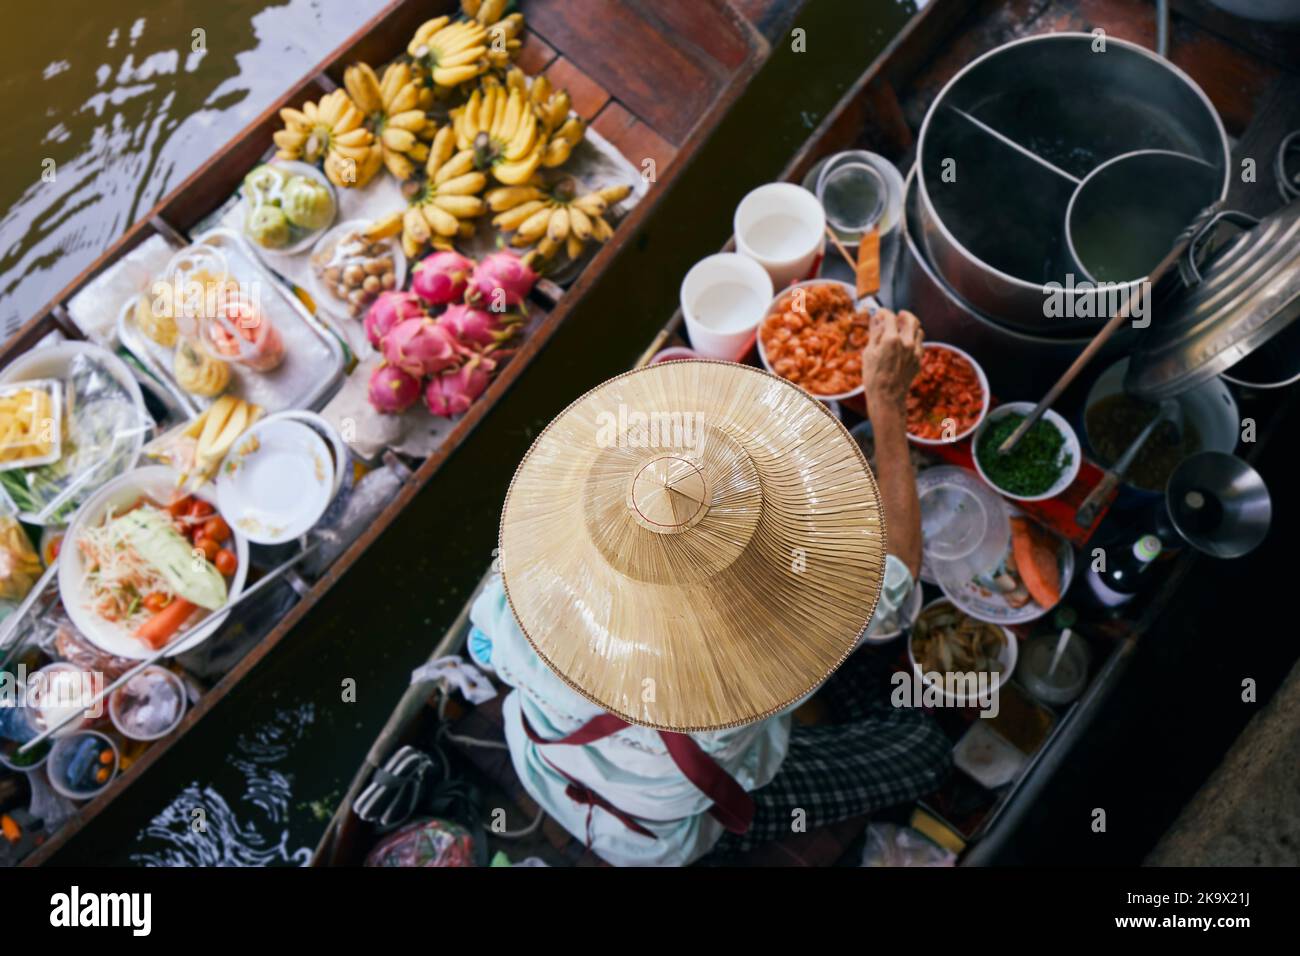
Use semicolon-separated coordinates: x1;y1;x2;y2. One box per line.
861;308;924;414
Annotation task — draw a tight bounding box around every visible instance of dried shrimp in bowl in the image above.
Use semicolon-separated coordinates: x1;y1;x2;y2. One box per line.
758;280;869;398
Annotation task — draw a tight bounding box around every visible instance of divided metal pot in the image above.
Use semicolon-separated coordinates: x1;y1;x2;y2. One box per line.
915;33;1230;332
895;165;1136;400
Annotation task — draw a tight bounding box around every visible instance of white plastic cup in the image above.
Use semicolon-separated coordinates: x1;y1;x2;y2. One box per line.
680;253;774;360
733;183;827;290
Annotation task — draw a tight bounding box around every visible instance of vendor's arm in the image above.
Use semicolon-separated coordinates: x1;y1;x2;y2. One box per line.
861;309;924;581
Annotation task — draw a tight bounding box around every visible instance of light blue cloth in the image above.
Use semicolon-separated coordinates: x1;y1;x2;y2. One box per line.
470;554;913;866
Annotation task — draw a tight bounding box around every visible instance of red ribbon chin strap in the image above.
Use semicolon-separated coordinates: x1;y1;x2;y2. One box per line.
519;710;754;837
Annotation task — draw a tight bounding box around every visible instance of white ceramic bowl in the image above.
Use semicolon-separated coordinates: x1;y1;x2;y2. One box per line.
756;278;865;401
908;597;1018;708
972;402;1081;502
0;341;150;525
305;219;407;322
58;465;249;660
906;342;990;447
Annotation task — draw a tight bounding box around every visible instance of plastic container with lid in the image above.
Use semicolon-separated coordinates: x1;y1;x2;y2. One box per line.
0;380;62;471
916;466;1009;589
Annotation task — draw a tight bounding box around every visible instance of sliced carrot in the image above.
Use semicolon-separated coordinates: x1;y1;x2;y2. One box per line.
1010;517;1061;608
1;814;19;843
135;598;198;649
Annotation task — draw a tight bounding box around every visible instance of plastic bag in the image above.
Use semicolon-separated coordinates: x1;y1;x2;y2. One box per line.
0;353;148;523
35;603;135;680
303;464;404;576
364;817;478;867
310;227;399;318
860;823;956;867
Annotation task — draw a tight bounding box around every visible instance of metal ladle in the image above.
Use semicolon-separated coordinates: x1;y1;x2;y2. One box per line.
1075;399;1182;528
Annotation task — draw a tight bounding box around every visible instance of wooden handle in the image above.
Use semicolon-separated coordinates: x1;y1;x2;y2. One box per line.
997;203;1219;456
1075;469;1120;529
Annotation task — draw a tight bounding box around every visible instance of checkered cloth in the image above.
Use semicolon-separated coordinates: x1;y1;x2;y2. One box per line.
707;650;952;858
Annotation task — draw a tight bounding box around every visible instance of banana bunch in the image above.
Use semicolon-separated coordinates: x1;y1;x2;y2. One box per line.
274;89;382;188
523;70;587;168
400;126;487;257
344;62;433;181
489;181;631;264
148;396;264;490
451;73;544;185
461;0;523;67
407;15;494;90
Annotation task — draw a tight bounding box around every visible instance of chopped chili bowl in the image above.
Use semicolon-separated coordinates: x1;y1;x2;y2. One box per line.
905;343;990;447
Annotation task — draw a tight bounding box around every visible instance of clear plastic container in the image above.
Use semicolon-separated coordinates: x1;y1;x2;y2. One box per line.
0;379;62;471
109;666;187;741
201;294;285;372
47;729;119;800
916;466;1009;589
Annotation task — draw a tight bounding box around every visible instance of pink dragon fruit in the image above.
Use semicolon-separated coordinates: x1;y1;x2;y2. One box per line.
436;303;522;349
412;250;474;306
466;251;537;311
364;291;424;350
424;354;497;418
382;317;466;377
368;363;422;414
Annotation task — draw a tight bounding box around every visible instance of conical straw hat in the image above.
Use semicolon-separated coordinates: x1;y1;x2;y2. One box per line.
499;360;887;732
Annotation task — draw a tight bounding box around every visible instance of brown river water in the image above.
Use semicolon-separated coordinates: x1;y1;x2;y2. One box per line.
0;0;374;339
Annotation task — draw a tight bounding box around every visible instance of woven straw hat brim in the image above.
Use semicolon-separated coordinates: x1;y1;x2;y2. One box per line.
499;360;886;732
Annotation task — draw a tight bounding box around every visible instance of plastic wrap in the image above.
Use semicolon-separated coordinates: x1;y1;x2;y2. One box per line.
0;353;147;525
861;823;956;867
310;225;401;320
303;465;404;576
35;603;136;681
364;817;477;867
241;163;337;253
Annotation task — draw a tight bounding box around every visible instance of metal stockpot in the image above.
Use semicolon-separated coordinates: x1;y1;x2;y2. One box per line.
895;166;1136;400
916;33;1230;330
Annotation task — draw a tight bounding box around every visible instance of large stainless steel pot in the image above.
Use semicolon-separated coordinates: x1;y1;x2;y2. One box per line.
916;33;1230;331
896;166;1135;400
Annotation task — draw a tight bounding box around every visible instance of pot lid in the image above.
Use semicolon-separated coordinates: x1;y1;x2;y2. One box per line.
1125;200;1300;400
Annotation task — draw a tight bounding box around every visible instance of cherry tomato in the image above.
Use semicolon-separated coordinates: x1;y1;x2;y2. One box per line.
168;495;195;518
193;536;220;561
214;548;238;577
202;516;231;543
143;592;171;613
188;499;215;519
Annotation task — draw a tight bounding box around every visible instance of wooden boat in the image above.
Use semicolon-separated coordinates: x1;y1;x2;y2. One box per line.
2;0;769;867
313;0;1300;867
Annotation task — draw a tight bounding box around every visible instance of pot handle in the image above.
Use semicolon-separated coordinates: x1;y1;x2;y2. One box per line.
1179;209;1261;288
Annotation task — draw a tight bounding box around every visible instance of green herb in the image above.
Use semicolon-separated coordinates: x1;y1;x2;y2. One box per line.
976;413;1070;496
